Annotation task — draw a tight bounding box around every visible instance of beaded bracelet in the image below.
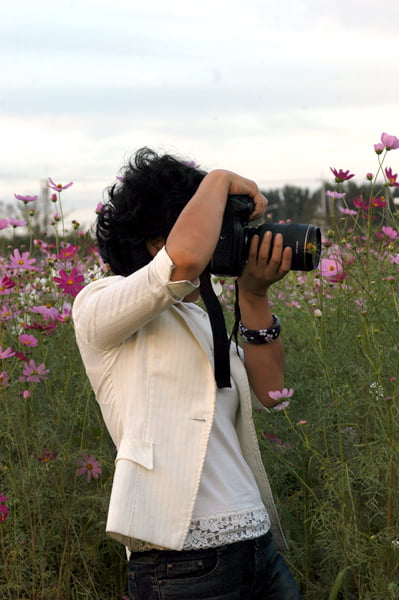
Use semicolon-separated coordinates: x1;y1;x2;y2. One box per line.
238;314;281;344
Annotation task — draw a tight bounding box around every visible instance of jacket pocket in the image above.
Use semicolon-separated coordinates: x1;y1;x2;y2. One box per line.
116;438;154;470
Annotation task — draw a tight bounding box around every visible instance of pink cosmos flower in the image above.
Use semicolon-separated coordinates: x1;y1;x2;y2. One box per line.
56;307;72;323
366;172;373;180
54;268;85;298
9;249;36;271
0;346;16;359
374;142;385;154
381;226;398;240
385;167;399;187
95;202;104;214
20;359;50;383
326;190;346;199
19;334;39;347
0;219;8;230
8;217;27;228
330;168;355;183
22;390;31;399
389;254;399;265
269;388;294;402
14;194;38;203
381;132;399;150
339;207;357;216
76;454;102;482
30;305;59;320
0;372;9;387
47;177;73;192
0;305;15;321
320;255;344;278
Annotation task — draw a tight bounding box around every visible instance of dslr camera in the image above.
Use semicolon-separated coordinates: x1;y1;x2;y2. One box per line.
210;195;321;276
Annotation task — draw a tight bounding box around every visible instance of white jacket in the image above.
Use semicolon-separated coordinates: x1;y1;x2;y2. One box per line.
72;248;287;551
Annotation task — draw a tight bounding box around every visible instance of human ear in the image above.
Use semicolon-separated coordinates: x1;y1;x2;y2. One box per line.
146;237;165;257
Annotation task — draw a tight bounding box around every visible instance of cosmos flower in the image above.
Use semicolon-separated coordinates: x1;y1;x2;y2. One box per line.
330;168;355;183
320;255;344;279
54;268;85;298
47;177;73;192
14;194;38;203
8;217;27;228
381;132;399;150
76;454;102;482
20;359;50;383
30;305;60;320
381;226;398;240
326;190;346;199
8;249;36;271
385;167;399;187
0;494;8;522
36;448;57;462
0;276;15;294
0;346;16;359
18;334;39;347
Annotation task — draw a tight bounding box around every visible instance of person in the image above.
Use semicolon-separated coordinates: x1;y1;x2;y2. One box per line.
72;147;303;599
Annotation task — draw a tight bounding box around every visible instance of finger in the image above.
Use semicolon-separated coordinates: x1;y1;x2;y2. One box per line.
267;233;285;269
249;192;268;220
279;246;292;273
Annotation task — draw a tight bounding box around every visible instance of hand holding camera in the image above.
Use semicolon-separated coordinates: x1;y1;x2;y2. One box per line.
210;195;321;276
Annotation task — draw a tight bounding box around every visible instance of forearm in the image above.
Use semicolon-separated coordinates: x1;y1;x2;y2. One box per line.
166;170;231;282
166;170;266;283
238;290;285;408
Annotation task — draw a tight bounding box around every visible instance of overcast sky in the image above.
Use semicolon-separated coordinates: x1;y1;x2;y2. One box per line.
1;0;399;228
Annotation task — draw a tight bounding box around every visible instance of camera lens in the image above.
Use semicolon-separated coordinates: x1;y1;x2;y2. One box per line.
249;223;322;271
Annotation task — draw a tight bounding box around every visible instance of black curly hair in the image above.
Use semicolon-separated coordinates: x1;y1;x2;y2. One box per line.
96;147;206;276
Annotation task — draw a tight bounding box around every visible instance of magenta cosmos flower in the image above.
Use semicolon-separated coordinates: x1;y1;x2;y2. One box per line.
76;454;102;482
47;177;73;192
385;167;399;187
0;494;8;522
330;168;355;183
54;268;85;298
381;132;399;150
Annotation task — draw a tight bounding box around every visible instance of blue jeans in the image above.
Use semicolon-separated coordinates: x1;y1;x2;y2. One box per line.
127;531;303;599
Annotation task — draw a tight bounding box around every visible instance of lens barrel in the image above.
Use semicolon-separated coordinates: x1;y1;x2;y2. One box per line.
247;223;321;271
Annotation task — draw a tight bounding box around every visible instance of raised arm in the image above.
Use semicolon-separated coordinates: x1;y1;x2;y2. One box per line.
165;169;267;283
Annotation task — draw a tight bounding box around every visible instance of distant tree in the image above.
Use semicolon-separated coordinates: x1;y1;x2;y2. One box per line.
262;186;322;223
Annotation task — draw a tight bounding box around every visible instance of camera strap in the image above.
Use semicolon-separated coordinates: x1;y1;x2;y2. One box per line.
199;270;231;388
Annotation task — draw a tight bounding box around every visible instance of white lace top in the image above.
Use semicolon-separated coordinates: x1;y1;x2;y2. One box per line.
182;304;270;550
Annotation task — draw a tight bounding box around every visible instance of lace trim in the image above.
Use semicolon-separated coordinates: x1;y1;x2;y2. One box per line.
183;504;270;550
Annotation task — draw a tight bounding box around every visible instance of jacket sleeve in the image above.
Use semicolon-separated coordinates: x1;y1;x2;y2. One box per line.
72;247;199;350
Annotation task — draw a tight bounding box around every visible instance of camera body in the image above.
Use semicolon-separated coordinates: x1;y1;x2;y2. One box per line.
209;195;321;276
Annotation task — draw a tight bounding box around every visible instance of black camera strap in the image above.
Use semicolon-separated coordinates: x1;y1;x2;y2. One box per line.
199;270;231;389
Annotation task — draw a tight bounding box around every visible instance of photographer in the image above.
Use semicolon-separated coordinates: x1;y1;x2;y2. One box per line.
72;148;302;599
